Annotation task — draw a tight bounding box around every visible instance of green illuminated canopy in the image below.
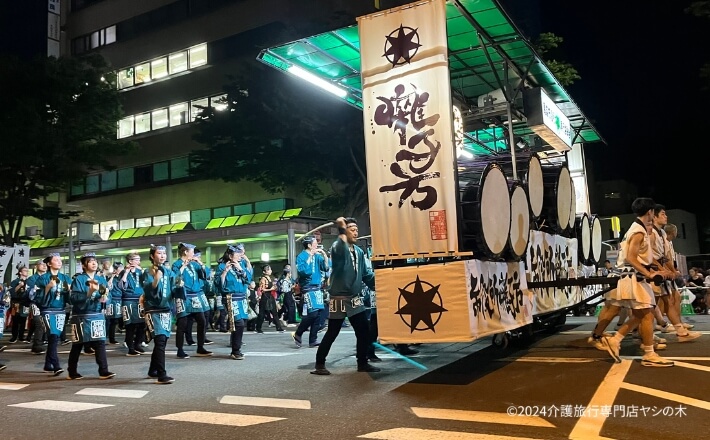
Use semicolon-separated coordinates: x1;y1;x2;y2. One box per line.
257;0;603;156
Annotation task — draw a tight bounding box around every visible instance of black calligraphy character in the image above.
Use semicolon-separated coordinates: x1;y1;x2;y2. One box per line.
374;84;411;145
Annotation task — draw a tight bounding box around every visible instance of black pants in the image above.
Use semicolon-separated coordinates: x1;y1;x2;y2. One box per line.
11;314;27;341
68;341;109;376
256;305;282;332
230;319;245;355
295;309;321;345
107;317;121;343
149;334;168;378
316;311;370;366
31;314;45;352
124;322;145;351
176;312;206;350
367;312;378;357
282;293;297;324
44;333;61;371
215;310;226;331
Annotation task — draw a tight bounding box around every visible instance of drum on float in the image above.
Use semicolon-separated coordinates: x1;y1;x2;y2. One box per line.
566;177;577;238
575;213;592;265
523;153;544;222
460;162;511;260
589;214;603;265
539;164;572;236
503;181;531;261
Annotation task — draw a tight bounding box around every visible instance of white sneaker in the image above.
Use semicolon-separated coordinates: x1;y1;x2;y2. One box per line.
640;341;666;351
682;322;694;329
654;335;667;344
641;352;674;367
601;336;621;363
587;336;606;351
677;331;701;342
660;323;675;333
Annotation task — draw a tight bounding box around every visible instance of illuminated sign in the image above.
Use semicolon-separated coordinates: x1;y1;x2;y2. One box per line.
523;88;573;151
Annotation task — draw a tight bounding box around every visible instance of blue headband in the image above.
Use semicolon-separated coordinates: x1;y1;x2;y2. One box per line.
179;242;196;250
81;252;97;262
47;252;60;258
228;243;245;253
150;244;166;252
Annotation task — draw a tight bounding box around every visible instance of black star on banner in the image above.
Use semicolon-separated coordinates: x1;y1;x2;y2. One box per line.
383;24;421;67
395;275;448;333
0;249;6;257
18;249;25;257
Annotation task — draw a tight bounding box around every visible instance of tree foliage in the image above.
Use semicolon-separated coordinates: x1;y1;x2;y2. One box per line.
0;54;132;245
532;32;581;86
190;63;368;217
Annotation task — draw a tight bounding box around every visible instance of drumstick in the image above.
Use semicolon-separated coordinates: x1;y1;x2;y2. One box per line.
295;221;334;242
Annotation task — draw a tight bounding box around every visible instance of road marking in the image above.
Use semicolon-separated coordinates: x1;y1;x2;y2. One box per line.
76;388;148;398
622;356;710;362
0;382;30;390
561;330;710;335
411;407;554;428
243;352;299;357
220;395;310;409
8;400;113;412
358;428;544;439
498;357;598;363
569;359;632;440
671;361;710;373
151;411;284;426
620;383;710;411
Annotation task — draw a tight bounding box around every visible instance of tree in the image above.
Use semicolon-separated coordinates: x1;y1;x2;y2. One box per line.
0;54;132;245
532;32;581;87
190;63;368;217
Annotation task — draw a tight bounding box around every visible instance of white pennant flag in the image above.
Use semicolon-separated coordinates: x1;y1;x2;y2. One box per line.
13;244;30;272
0;245;14;282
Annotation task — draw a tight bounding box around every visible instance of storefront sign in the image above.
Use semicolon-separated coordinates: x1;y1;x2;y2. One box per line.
524;87;573;151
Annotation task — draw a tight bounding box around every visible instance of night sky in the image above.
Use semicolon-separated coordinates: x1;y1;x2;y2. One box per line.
538;0;709;215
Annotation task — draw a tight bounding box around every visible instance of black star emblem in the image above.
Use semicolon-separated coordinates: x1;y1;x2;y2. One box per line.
395;275;448;333
18;249;25;257
0;249;5;257
383;24;421;67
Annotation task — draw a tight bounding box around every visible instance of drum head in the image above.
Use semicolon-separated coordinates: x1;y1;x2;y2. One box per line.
590;215;602;265
576;214;591;264
525;154;544;219
567;177;576;234
481;165;511;257
556;167;572;234
508;182;530;260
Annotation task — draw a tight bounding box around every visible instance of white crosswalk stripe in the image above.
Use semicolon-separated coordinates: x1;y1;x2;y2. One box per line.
151;411;284;426
220;395;310;409
8;400;113;412
0;382;30;390
411;407;555;428
76;388;149;398
358;428;544;440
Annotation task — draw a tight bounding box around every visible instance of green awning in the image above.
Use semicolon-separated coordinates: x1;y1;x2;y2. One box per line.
257;0;603;155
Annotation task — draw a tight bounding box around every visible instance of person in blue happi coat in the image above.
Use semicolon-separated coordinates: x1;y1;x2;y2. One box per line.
215;244;252;360
118;252;146;356
67;253;115;380
33;253;72;376
292;236;328;348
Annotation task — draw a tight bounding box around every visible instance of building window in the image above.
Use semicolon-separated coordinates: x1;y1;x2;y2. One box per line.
153;162;169;181
135;112;150;134
71;24;117;54
169;51;188;74
233;204;253;215
190;97;209;121
117;168;134;188
117;68;134;89
153;214;170;226
71;181;85;196
99;220;118;240
213;206;231;218
189;43;207;68
191;209;211;230
105;25;116;44
118;116;134;138
119;219;135;229
101;171;117;191
171;211;190;223
211;94;228;111
171;157;189;179
85;175;100;194
169;103;188;126
134;165;152;185
134;62;150;84
136;217;151;228
151;108;169;130
150;57;168;80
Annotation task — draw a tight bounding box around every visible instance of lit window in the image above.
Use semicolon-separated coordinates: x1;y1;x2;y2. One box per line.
151;57;168;80
169;51;188;74
136;218;152;228
211;94;228;111
169;102;188;126
90;31;100;49
189;43;207;68
117;68;134;89
171;211;190;223
190;97;209;121
135;112;150;134
135;62;150;84
100;220;118;240
118;116;134;138
151;108;169;130
153;215;170;226
105;25;116;44
119;219;135;230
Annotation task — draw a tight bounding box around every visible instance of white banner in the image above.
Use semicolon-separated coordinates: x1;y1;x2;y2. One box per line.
0;245;14;281
465;260;533;338
358;0;459;259
526;230;581;314
376;261;472;343
13;244;30;273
